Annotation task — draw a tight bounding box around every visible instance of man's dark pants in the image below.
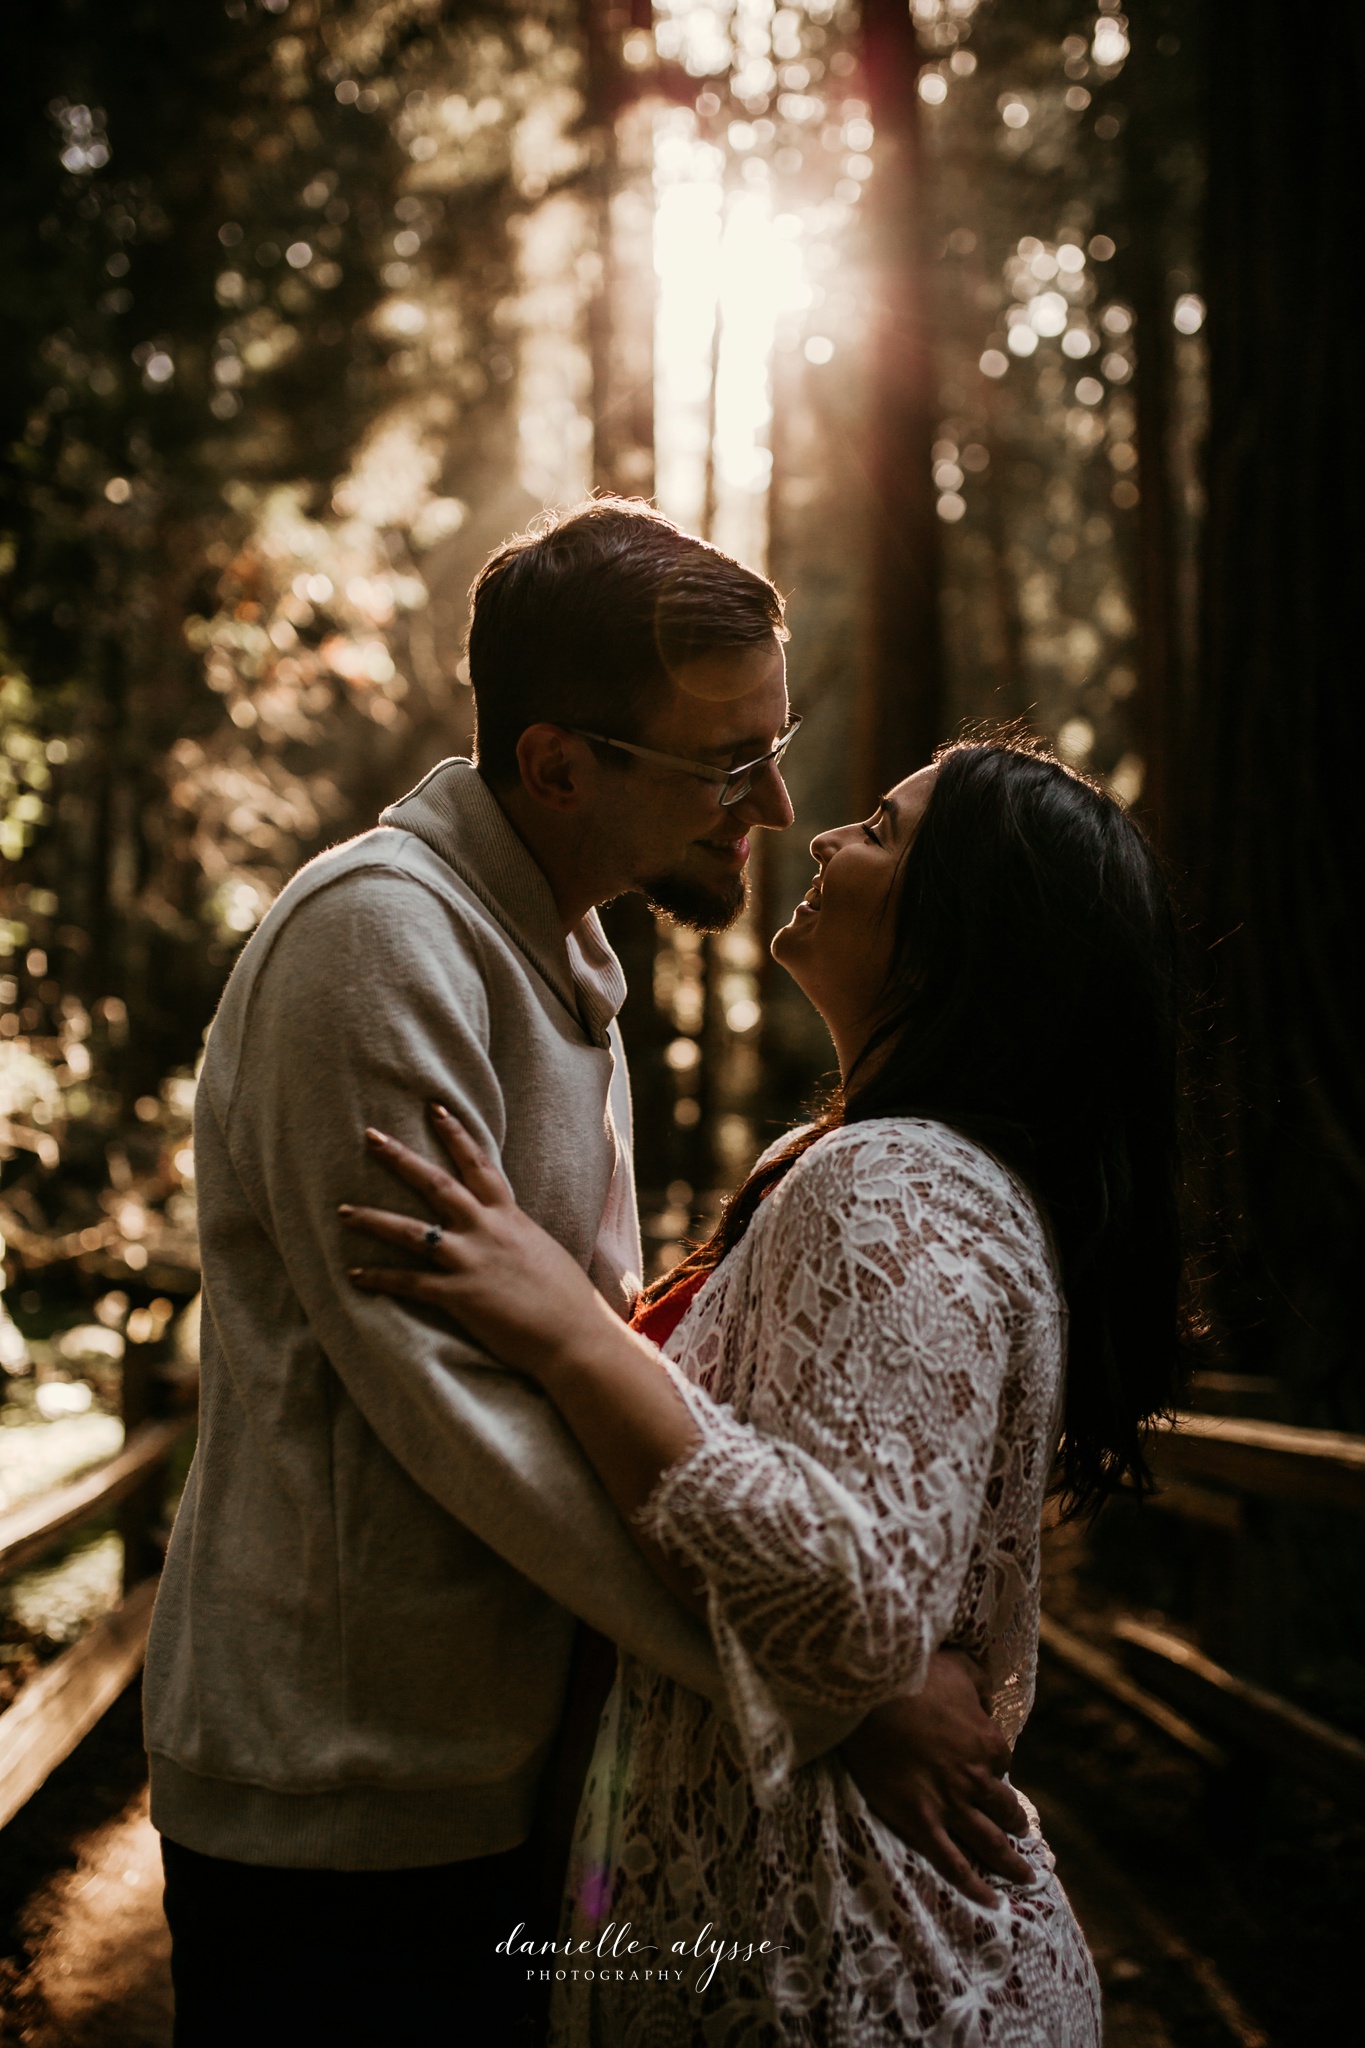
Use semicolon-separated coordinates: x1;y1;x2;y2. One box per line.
161;1834;541;2046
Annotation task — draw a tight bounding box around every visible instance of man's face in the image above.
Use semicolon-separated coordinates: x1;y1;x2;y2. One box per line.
598;637;794;931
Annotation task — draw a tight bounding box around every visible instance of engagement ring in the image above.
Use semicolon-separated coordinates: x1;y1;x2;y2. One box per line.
423;1226;442;1251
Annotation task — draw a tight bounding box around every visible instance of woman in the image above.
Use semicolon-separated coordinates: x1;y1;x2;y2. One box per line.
344;737;1183;2044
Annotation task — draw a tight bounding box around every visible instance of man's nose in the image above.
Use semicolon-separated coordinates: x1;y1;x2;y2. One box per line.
734;759;795;831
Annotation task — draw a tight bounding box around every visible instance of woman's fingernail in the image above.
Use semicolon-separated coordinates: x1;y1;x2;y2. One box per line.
365;1128;388;1148
430;1101;450;1120
338;1204;354;1217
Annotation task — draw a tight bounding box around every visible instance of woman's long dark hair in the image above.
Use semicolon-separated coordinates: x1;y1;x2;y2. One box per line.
649;734;1186;1518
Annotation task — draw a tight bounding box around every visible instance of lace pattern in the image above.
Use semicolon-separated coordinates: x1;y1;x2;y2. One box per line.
553;1121;1100;2046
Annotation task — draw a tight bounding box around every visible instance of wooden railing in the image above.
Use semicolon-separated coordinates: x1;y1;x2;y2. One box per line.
1041;1407;1365;1813
1148;1410;1365;1516
0;1418;194;1582
0;1578;163;1831
0;1345;195;1831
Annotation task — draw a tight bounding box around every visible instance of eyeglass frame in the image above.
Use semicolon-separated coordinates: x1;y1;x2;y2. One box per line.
565;712;803;810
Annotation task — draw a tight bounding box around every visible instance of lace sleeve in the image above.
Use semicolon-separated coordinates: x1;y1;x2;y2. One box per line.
639;1124;1039;1792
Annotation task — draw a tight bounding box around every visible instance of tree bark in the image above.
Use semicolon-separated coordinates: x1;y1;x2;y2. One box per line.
857;0;946;806
1119;23;1183;846
1194;2;1365;1422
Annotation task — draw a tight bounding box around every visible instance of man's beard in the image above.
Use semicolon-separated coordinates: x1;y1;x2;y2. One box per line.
640;863;748;934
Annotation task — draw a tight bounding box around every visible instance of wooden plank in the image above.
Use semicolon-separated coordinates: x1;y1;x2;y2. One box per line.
1037;1613;1229;1770
1185;1371;1281;1420
0;1415;195;1582
1030;1789;1271;2048
1148;1476;1244;1532
1150;1412;1365;1514
1114;1618;1365;1814
0;1577;158;1831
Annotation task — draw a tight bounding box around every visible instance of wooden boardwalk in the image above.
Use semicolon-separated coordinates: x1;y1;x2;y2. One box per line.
0;1661;1295;2048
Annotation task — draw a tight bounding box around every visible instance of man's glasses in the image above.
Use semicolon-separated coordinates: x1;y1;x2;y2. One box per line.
567;713;803;810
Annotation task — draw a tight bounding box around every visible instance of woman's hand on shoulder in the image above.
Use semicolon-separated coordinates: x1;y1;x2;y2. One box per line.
341;1105;615;1376
344;1106;705;1557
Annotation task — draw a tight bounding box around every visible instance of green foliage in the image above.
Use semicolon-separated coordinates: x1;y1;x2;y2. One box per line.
0;0;577;1291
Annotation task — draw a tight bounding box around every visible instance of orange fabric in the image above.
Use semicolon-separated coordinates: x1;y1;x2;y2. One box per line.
631;1269;708;1350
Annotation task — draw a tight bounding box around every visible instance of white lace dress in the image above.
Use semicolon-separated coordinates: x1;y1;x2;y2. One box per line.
551;1120;1101;2046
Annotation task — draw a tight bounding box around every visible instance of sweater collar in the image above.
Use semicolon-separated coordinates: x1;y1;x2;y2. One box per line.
379;758;626;1043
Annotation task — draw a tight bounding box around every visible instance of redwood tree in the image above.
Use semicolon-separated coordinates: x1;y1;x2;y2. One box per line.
1193;3;1365;1424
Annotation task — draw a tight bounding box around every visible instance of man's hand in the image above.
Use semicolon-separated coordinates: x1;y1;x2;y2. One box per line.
840;1649;1033;1909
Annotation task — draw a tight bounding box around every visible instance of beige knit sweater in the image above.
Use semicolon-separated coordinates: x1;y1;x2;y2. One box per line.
144;760;727;1869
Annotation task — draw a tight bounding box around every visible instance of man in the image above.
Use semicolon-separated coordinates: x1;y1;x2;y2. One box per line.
145;501;1027;2045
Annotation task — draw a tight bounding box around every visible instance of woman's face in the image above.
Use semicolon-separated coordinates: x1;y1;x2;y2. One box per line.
771;764;938;1071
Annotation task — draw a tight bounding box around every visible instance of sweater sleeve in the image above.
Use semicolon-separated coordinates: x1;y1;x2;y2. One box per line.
214;865;728;1705
639;1125;1027;1796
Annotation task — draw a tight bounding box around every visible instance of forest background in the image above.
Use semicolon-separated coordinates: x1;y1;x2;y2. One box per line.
1;0;1361;1822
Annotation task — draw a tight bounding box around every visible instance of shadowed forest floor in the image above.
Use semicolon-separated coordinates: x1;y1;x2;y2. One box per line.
0;1686;170;2047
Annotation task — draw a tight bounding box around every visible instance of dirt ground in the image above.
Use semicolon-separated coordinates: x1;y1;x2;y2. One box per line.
2;1792;171;2048
0;1684;169;2048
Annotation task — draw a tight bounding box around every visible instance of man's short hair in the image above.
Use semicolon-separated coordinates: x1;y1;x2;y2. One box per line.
466;498;787;786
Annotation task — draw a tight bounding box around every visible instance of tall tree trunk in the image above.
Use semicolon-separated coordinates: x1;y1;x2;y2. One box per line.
581;0;656;502
1194;3;1365;1422
857;0;945;806
580;1;686;1222
1119;22;1182;846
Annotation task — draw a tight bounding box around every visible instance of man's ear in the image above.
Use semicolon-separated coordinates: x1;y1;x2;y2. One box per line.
515;724;594;812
